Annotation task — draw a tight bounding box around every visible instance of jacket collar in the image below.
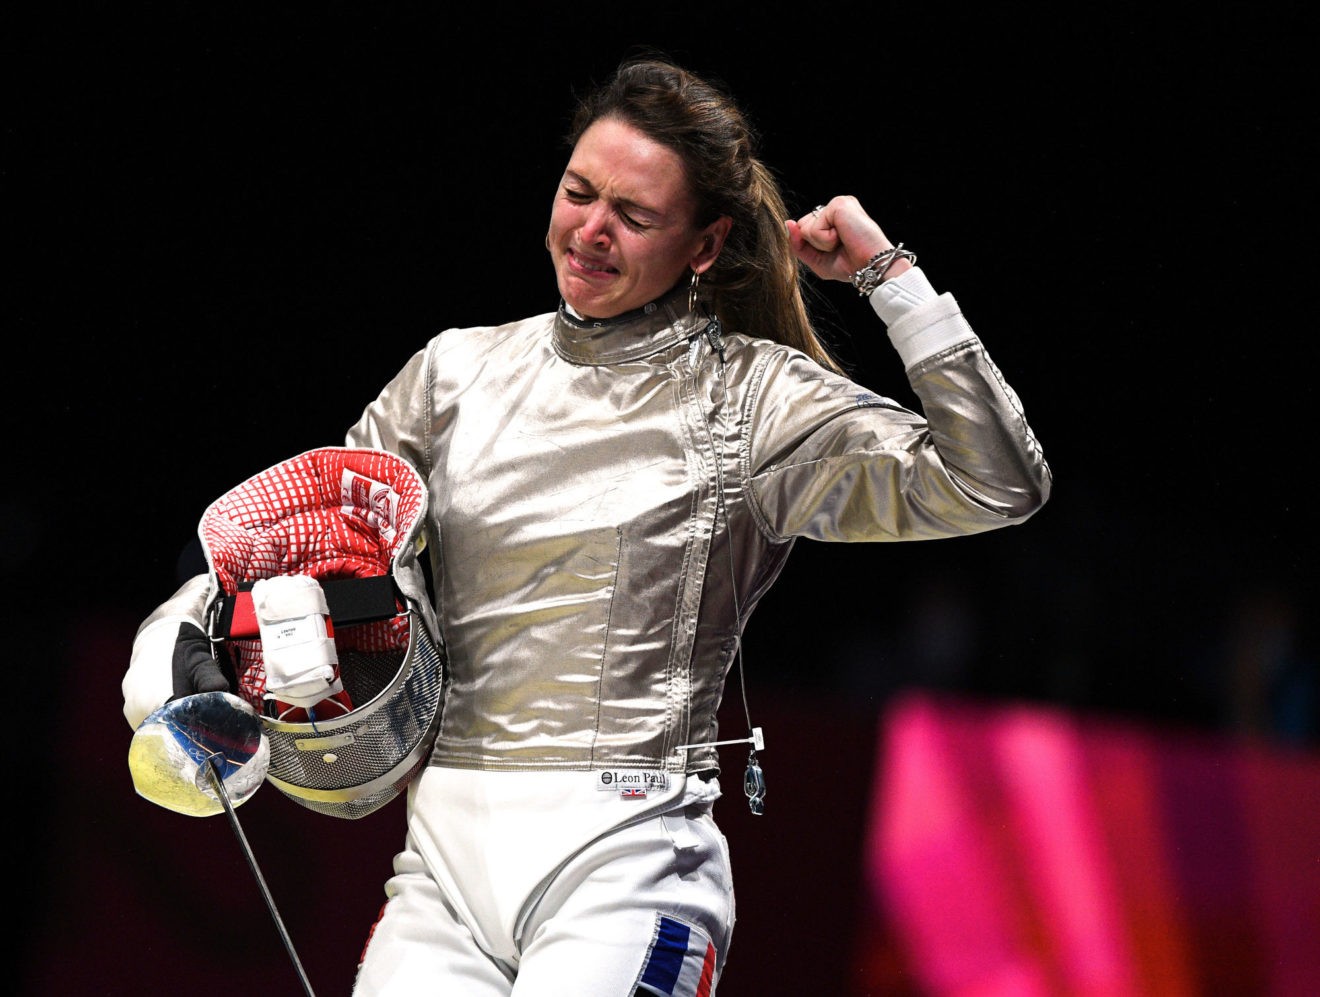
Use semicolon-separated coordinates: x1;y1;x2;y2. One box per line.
553;282;708;366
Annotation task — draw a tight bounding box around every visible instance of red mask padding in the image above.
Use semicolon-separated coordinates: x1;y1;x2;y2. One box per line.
199;447;427;718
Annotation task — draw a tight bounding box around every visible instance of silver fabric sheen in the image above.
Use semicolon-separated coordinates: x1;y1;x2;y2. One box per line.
342;282;1050;776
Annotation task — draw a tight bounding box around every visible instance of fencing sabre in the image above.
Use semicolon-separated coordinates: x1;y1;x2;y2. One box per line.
128;691;317;997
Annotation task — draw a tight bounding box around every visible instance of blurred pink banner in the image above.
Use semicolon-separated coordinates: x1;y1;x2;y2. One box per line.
856;693;1320;996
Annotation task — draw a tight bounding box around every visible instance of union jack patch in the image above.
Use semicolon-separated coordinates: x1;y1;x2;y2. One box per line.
621;787;647;799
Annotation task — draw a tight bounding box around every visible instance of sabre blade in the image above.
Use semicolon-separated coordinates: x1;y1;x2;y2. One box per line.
205;753;317;997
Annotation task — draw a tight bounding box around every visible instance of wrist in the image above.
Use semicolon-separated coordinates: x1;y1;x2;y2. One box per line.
881;257;913;281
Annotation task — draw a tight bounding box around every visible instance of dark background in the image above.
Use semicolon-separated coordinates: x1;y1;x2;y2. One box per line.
13;5;1314;995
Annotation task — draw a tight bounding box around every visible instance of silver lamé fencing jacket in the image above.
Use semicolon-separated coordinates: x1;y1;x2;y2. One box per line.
342;274;1050;776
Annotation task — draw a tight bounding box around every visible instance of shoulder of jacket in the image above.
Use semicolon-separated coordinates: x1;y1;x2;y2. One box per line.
424;310;556;356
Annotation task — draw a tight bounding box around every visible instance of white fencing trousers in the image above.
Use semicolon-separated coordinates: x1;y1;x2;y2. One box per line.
354;767;736;995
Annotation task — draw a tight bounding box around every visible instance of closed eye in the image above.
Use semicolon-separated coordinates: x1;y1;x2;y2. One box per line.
563;186;648;231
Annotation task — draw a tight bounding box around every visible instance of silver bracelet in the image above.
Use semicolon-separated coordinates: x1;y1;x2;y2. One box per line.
850;243;918;297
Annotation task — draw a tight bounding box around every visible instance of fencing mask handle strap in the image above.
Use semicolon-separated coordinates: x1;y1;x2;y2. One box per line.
214;574;401;639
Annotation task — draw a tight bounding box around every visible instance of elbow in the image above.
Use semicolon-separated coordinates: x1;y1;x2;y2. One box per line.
1007;463;1053;521
960;462;1051;524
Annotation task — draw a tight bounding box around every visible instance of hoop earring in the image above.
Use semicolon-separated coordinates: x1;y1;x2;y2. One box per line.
688;268;701;313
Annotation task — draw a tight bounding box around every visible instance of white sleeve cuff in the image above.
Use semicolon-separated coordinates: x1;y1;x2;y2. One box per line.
869;267;978;369
868;265;938;324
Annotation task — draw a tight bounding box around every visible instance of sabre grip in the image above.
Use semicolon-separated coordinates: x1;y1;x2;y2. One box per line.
170;622;231;701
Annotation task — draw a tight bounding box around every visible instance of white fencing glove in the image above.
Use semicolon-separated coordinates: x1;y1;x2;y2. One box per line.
124;614;229;731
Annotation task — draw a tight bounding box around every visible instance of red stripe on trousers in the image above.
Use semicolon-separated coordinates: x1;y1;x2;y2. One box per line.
696;943;716;997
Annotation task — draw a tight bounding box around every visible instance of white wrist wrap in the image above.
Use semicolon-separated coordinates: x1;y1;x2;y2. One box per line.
872;268;979;370
253;575;342;707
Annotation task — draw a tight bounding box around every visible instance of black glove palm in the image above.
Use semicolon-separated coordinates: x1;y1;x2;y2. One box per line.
170;622;231;701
